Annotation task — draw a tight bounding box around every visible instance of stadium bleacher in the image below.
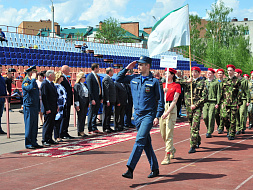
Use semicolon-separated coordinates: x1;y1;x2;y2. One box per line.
0;32;208;90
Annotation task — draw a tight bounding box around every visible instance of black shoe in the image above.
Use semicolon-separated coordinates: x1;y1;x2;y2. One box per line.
188;147;196;154
128;124;135;128
228;136;235;140
26;146;36;149
206;133;212;138
242;129;245;134
62;135;75;139
196;142;201;148
48;140;59;145
148;169;159;178
0;130;7;134
34;145;44;149
122;169;133;179
103;129;112;133
236;131;241;135
123;126;129;131
42;142;51;146
218;129;223;134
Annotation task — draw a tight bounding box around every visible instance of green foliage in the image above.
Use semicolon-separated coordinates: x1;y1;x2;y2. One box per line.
182;0;252;74
95;17;129;43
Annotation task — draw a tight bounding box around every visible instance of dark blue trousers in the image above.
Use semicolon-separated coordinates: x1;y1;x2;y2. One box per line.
127;112;159;171
23;106;39;148
88;102;100;132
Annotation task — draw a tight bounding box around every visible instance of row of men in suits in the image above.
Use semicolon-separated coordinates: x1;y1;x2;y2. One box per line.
86;63;134;134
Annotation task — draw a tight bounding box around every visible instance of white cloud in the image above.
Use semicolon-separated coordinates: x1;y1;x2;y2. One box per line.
217;0;239;10
190;11;199;16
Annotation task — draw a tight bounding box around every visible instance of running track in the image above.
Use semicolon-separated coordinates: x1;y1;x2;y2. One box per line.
0;119;252;190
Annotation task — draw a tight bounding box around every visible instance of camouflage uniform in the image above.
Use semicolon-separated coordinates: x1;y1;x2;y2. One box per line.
215;79;224;130
203;79;220;134
183;78;207;147
236;77;250;131
219;76;241;137
248;79;253;126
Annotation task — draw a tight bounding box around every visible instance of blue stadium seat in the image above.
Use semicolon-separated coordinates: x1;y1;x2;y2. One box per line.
54;55;58;60
45;54;50;60
9;47;14;52
52;60;56;67
19;48;24;53
17;59;23;66
36;54;41;59
11;58;17;66
49;54;54;60
0;52;4;57
69;61;73;67
28;60;33;66
43;60;48;66
26;53;31;59
33;59;38;65
23;59;28;65
0;58;4;64
6;58;11;65
31;53;36;59
16;52;21;59
24;48;29;53
5;52;10;58
57;60;62;67
29;49;34;53
40;54;45;59
38;59;43;66
3;47;9;52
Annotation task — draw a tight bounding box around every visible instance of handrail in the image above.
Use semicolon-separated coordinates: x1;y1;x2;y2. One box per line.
171;48;223;69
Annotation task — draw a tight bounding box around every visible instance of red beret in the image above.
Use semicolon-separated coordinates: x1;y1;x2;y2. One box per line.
226;64;235;70
251;71;253;74
235;69;242;74
168;68;177;74
208;68;215;73
243;74;249;78
191;66;201;72
217;69;224;73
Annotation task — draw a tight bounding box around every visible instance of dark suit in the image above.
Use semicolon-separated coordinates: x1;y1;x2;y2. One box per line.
41;80;58;143
86;72;102;132
60;76;73;137
102;75;116;131
115;82;128;130
74;82;90;133
124;84;134;127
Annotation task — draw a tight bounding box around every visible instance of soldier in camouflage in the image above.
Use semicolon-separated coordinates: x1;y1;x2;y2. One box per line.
215;69;225;134
234;69;250;134
203;68;220;138
218;65;241;140
182;66;207;154
248;71;253;129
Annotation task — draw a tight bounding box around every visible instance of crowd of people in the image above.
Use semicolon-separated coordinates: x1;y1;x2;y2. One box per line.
0;55;252;178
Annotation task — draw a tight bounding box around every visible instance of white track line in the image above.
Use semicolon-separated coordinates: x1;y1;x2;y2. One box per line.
134;135;253;190
0;125;186;175
234;174;253;190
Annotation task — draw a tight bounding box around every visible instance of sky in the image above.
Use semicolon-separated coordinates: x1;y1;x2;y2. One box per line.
0;0;252;30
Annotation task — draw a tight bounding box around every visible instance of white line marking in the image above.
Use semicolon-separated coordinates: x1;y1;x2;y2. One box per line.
234;174;253;190
134;135;253;190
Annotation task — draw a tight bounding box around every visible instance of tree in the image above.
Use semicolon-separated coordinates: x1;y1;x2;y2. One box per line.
95;17;127;43
204;0;252;73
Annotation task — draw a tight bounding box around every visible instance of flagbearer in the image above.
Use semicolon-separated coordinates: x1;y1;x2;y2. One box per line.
248;71;253;129
181;67;207;153
234;69;250;134
203;68;220;138
218;65;241;140
216;69;225;134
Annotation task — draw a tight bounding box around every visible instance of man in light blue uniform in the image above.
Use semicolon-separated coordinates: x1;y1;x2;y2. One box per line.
22;66;43;149
116;56;164;179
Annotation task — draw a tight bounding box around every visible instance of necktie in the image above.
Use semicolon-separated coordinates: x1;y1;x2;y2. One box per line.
95;73;102;95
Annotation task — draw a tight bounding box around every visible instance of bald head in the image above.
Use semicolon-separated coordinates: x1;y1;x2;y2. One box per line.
61;65;70;75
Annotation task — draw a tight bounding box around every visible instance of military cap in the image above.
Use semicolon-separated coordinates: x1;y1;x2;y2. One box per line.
208;68;215;73
217;69;225;73
243;74;249;78
191;66;201;72
169;68;177;74
235;69;242;74
251;71;253;74
137;55;152;65
26;65;37;72
226;64;235;70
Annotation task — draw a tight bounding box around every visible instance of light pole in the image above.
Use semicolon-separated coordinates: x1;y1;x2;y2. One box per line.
50;0;54;37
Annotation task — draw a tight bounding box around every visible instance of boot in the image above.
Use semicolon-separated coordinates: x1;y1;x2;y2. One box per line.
161;152;170;165
170;148;176;159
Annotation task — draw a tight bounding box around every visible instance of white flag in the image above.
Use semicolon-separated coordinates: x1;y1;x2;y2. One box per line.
148;4;190;57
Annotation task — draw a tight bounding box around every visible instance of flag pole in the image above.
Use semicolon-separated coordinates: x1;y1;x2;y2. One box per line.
189;45;193;105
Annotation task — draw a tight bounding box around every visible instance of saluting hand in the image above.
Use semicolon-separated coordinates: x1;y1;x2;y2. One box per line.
126;61;138;70
91;100;96;105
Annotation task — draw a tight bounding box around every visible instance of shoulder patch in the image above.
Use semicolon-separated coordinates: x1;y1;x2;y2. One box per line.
24;83;29;87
